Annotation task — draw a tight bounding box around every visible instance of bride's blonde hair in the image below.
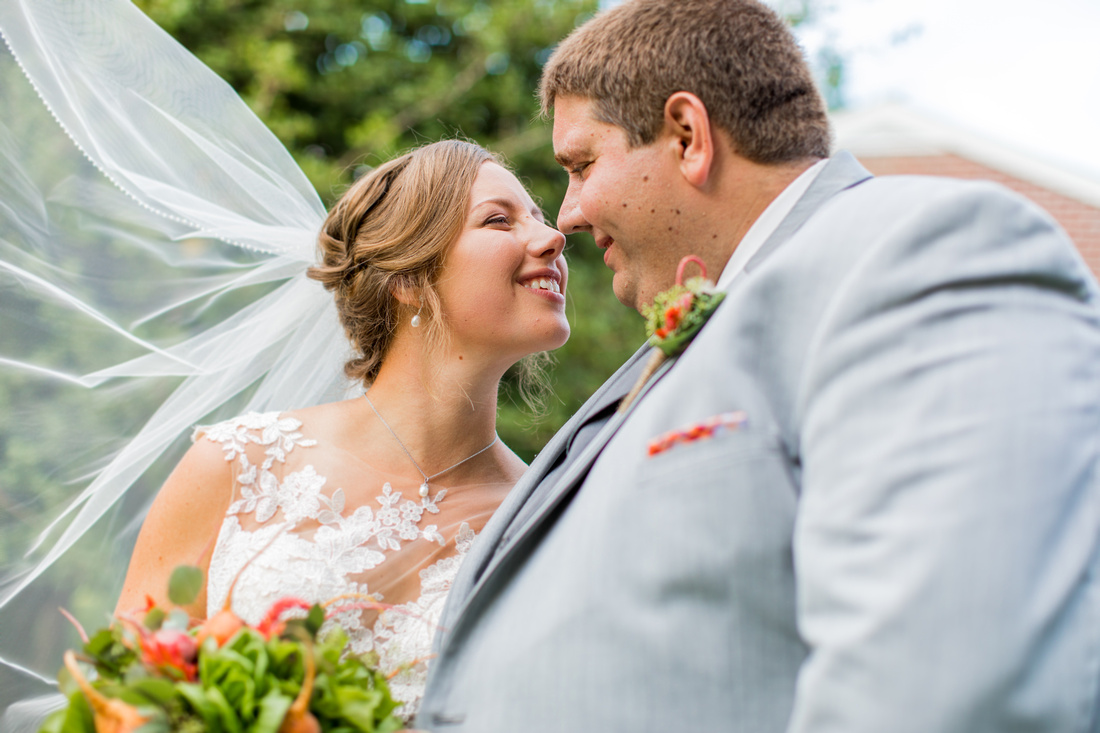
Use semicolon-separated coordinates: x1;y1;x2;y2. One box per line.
308;140;549;406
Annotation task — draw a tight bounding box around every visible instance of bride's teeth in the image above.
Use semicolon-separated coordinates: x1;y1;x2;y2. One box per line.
523;278;559;292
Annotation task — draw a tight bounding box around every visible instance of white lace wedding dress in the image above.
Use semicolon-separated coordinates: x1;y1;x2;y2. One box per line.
201;411;500;719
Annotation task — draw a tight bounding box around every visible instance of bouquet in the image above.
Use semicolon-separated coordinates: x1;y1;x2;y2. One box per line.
40;566;405;733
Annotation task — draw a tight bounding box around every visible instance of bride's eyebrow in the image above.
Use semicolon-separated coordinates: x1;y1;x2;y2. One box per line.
470;197;517;215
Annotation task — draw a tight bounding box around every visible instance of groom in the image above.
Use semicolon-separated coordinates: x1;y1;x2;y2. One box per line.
419;0;1100;730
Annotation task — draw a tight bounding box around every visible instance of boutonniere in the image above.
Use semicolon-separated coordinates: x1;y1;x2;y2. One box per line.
618;255;726;413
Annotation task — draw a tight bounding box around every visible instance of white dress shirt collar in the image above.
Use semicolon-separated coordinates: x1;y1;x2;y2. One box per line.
715;159;828;291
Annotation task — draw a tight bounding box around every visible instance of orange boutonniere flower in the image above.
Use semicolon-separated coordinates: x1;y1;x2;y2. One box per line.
619;255;726;412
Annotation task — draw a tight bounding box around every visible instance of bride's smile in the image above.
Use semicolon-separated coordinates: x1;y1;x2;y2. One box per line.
518;268;564;297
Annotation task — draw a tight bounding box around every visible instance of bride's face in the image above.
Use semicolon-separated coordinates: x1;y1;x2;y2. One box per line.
435;162;570;362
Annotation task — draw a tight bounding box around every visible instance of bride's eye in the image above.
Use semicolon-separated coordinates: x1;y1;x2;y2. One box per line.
486;215;509;226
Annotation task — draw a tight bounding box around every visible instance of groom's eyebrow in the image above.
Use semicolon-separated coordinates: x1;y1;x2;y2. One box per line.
553;145;585;169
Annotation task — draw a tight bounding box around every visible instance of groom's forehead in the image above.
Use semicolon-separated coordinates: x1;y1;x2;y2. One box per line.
551;96;612;162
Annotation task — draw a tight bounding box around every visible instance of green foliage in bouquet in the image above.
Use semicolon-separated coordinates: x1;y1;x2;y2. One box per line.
39;568;404;733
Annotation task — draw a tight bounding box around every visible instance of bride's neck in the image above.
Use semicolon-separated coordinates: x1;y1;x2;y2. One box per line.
359;335;506;470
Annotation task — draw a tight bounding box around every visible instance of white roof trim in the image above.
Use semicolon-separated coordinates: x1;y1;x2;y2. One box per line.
831;103;1100;209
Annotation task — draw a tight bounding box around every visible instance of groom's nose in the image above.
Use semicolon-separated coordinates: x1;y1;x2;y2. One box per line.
556;183;588;235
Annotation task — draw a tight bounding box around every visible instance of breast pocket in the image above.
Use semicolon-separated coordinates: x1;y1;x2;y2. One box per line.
622;425;798;601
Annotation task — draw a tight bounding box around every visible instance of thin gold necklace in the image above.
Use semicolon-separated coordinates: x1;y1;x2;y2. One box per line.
363;393;498;498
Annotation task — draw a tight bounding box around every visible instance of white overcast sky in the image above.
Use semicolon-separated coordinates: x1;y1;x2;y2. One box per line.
601;0;1100;179
789;0;1100;179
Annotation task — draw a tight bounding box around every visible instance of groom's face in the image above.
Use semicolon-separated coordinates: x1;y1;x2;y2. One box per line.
552;95;688;312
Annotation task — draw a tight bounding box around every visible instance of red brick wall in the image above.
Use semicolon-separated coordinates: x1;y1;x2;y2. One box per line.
856;154;1100;278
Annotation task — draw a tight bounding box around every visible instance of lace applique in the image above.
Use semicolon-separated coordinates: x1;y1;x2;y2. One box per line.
372;522;477;718
196;411;316;468
203;412;447;549
200;411;474;720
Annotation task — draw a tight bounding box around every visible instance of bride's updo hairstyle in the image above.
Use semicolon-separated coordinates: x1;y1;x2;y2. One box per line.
308;140;497;385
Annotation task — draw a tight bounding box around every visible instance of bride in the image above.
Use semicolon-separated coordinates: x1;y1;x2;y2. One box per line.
0;0;566;725
115;140;570;716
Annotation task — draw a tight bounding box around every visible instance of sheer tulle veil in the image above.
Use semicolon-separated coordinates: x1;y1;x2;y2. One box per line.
0;1;358;726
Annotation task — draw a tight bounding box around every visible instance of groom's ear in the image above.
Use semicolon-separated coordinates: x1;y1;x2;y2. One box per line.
663;92;715;189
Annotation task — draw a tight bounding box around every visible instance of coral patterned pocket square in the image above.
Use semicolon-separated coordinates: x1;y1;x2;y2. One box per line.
647;410;748;457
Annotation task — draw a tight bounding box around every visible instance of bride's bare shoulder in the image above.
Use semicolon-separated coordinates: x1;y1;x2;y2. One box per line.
116;420;234;615
279;398;364;439
280;398;357;423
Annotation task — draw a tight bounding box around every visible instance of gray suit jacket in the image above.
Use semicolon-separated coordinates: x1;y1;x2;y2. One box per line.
419;153;1100;732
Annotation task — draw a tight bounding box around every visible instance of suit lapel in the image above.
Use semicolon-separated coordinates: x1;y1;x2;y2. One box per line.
463;353;674;603
443;344;652;621
497;343;650;537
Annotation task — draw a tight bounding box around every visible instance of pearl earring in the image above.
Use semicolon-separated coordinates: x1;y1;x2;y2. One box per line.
411;306;422;328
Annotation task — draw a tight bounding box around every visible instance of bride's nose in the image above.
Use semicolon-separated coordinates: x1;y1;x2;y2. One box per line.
529;220;566;260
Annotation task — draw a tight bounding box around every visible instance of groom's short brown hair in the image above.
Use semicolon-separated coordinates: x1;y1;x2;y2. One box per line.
538;0;831;164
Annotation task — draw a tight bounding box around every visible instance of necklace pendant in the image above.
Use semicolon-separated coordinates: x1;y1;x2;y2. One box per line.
418;482;430;498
